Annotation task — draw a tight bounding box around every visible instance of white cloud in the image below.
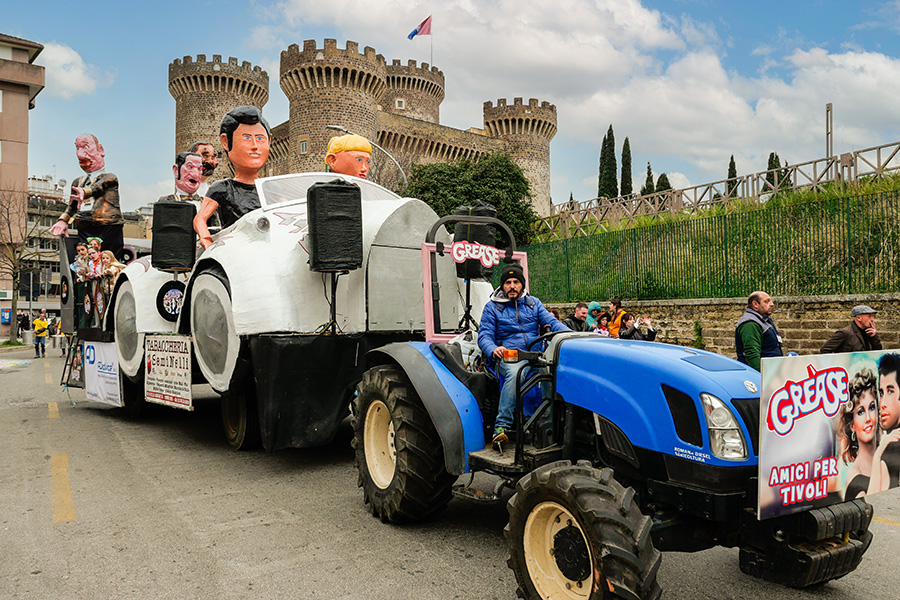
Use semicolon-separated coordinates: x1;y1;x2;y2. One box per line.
253;1;900;205
36;42;114;100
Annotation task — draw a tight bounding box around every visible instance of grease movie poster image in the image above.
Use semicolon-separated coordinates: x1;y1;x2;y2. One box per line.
759;351;900;520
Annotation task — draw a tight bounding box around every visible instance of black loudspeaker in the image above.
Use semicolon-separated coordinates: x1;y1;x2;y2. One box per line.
152;201;197;273
307;179;363;272
60;237;79;334
452;202;498;279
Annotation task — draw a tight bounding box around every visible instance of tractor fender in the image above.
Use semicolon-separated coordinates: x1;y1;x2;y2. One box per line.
367;341;485;475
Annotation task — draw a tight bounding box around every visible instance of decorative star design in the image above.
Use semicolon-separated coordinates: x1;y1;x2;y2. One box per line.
206;235;234;251
272;211;309;235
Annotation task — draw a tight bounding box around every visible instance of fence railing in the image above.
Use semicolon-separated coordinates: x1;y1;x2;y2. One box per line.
524;191;900;303
538;140;900;240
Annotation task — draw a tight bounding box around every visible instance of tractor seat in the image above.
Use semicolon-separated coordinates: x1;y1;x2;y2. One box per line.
429;342;496;414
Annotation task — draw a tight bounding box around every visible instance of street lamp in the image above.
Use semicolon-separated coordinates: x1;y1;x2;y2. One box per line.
325;125;408;187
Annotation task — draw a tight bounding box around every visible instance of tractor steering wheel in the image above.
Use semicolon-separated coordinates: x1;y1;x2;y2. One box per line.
527;330;562;352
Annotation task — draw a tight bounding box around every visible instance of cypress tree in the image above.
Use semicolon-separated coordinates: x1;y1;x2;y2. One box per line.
597;131;608;198
727;155;737;197
620;137;633;196
656;172;672;192
639;162;655;195
598;125;618;198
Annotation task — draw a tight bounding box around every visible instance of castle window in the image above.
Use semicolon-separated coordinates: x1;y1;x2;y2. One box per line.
395;99;406;110
298;135;309;155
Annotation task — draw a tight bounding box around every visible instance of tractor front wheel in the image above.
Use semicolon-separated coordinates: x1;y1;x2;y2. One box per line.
506;460;661;600
352;365;456;523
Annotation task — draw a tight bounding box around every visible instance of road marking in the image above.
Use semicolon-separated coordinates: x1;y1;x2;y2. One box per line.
874;516;900;527
44;360;50;368
48;402;59;419
45;372;53;384
51;453;76;523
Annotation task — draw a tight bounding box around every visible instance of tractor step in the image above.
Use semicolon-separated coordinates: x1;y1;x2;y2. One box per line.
451;483;502;503
468;443;563;476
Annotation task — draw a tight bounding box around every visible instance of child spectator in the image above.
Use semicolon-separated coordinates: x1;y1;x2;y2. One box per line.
101;250;126;285
71;242;89;282
593;313;611;336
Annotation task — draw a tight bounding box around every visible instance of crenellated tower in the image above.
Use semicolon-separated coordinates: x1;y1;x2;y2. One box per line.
484;98;557;216
280;39;387;173
168;54;269;182
381;60;444;124
168;43;557;217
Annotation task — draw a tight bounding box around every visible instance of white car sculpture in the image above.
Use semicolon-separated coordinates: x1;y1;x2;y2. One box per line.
107;172;491;450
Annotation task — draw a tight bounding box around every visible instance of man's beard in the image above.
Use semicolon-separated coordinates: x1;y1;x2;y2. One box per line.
202;162;216;176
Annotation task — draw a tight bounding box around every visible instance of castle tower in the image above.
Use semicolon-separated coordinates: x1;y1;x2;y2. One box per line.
168;55;269;182
280;39;387;173
382;60;444;124
483;98;557;217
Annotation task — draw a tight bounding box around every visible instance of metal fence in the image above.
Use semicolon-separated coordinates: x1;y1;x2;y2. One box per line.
522;191;900;302
538;139;900;239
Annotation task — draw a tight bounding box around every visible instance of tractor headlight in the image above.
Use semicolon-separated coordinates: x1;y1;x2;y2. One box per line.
700;393;747;460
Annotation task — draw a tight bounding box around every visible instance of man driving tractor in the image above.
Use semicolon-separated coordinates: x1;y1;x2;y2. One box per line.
477;264;567;448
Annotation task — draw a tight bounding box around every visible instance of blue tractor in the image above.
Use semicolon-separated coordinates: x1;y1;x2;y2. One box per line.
351;215;873;599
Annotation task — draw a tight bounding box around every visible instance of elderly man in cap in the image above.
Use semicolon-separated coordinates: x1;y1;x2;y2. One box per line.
478;264;568;447
820;305;882;354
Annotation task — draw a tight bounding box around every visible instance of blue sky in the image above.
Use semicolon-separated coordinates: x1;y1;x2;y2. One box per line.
6;0;900;212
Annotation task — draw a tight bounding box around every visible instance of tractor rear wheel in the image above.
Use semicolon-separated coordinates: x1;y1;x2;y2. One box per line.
352;364;456;523
506;460;661;600
221;377;261;451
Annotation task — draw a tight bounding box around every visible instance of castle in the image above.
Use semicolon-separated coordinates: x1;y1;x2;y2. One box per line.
168;39;556;216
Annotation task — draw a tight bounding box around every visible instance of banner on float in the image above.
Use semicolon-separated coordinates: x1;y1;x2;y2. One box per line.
759;350;900;519
144;334;192;410
84;341;122;407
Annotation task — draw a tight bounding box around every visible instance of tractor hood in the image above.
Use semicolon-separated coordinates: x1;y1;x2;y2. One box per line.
550;334;761;468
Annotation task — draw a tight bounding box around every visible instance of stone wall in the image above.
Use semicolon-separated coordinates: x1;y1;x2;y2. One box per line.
548;293;900;359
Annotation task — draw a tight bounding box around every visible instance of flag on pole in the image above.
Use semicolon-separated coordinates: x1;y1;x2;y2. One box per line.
407;16;432;40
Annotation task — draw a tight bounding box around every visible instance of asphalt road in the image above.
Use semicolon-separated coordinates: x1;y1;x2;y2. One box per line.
1;345;898;600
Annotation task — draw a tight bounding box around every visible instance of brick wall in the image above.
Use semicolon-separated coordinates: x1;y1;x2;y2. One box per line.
548;293;900;359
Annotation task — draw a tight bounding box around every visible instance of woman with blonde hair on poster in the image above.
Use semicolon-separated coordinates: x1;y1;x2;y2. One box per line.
838;367;879;499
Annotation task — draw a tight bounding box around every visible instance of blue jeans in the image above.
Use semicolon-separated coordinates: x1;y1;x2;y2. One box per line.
34;337;45;357
495;360;528;432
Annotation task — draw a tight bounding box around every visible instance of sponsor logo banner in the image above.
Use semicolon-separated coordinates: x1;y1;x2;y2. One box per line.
84;342;121;407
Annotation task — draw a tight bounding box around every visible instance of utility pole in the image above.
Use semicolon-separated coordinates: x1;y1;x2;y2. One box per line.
826;103;834;178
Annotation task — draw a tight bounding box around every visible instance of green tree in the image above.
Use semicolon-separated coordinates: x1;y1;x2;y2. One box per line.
598;125;618;198
656;172;672;192
597;130;608;198
400;151;538;245
639;162;655;195
727;155;738;197
620;137;633;196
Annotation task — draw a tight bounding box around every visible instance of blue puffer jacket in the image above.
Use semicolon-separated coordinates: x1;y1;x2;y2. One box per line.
478;288;569;356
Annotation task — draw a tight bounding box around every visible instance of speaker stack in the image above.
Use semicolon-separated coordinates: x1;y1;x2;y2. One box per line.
151;201;197;273
306;179;363;272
